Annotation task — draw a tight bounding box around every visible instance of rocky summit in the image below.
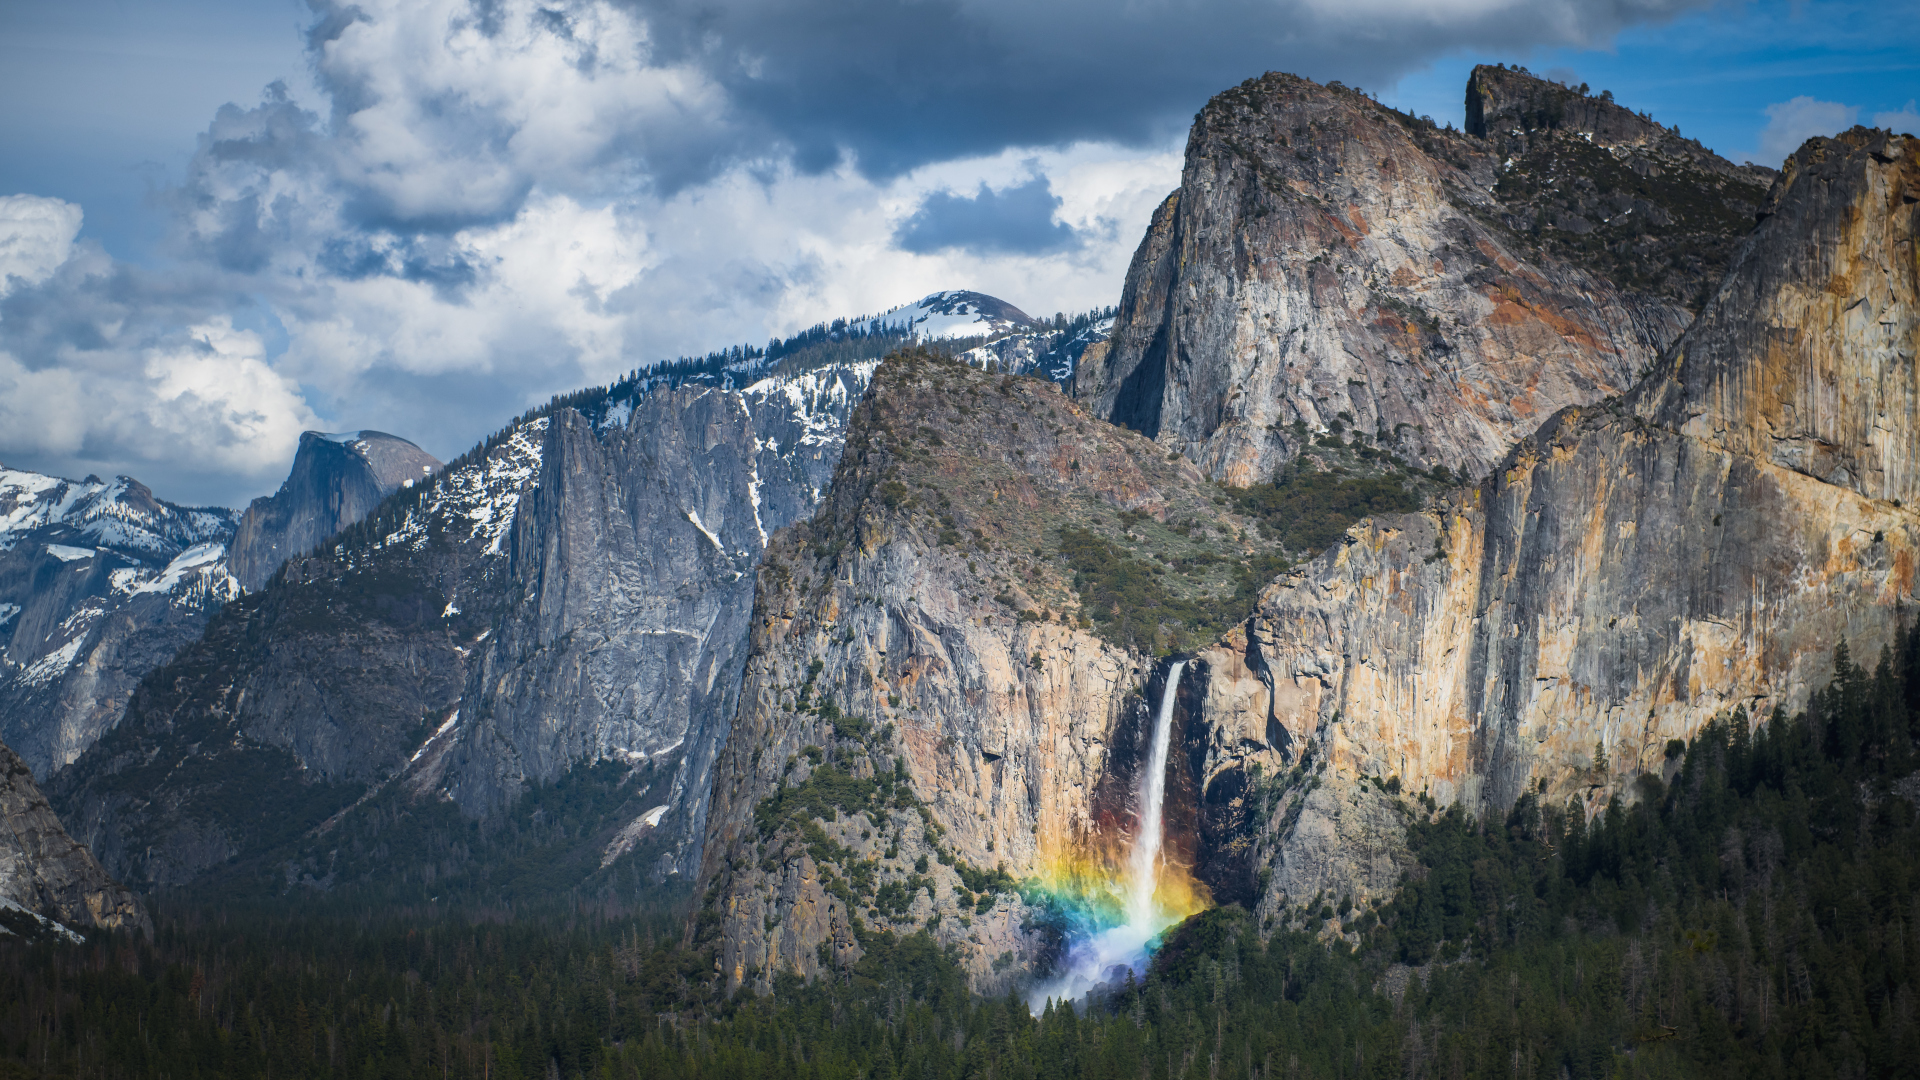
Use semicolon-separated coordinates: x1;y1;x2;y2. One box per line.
1075;68;1772;489
0;469;238;778
698;72;1916;985
229;429;443;592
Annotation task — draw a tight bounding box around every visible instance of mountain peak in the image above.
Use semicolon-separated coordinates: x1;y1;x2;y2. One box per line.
229;428;444;591
850;289;1038;340
299;429;441;495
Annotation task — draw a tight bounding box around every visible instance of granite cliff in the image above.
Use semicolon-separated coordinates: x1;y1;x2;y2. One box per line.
694;350;1319;993
229;430;442;592
1075;69;1771;487
691;82;1914;992
52;361;876;889
1235;127;1917;924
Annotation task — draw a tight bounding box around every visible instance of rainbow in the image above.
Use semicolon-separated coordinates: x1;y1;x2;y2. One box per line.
1025;661;1211;1010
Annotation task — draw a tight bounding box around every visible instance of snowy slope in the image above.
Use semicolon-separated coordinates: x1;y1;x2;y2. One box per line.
0;468;240;776
959;314;1114;383
847;290;1038;340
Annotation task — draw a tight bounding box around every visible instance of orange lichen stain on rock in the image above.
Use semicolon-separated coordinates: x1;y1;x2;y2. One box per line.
1390;265;1418;288
1892;547;1916;599
1472;238;1522;276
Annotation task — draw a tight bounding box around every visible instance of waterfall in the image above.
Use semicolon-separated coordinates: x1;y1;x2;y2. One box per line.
1125;659;1184;929
1027;660;1188;1012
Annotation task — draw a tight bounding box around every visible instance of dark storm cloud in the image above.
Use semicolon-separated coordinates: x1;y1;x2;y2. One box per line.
894;177;1079;255
263;0;1717;232
162;0;1717;283
619;0;1713;181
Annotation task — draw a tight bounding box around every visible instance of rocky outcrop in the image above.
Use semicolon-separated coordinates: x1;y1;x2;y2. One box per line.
1238;130;1917;916
0;470;238;777
0;735;146;939
1646;129;1920;504
229;430;442;591
1075;70;1767;488
696;352;1290;994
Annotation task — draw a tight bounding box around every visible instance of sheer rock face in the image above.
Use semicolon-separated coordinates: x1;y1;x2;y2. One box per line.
52;368;871;889
229;431;442;592
1075;70;1762;488
696;355;1288;995
0;736;146;938
1647;130;1920;505
1240;131;1918;914
443;370;866;876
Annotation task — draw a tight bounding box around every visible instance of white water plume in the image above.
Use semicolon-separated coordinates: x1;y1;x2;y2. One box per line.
1027;660;1186;1013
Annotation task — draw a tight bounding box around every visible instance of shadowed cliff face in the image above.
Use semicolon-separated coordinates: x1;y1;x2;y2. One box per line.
229;431;443;592
1076;70;1767;489
442;369;866;877
48;425;534;887
1236;129;1917;920
51;367;872;890
0;736;146;939
697;353;1291;994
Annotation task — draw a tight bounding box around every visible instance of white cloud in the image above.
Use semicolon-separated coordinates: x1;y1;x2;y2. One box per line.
0;195;83;294
142;319;320;475
1756;96;1859;166
1874;100;1920;135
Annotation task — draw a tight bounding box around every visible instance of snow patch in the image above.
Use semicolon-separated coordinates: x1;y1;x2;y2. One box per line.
128;542;226;595
0;897;84;943
601;804;674;868
22;636;84;687
410;711;461;763
45;544;94;562
686;509;725;552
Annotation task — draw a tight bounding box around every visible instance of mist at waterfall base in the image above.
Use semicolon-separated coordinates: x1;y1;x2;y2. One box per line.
1026;661;1209;1013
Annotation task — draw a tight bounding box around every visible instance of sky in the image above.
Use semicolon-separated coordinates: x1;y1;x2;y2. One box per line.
0;0;1914;507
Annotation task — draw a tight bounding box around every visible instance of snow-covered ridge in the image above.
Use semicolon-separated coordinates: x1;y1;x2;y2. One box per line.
374;417;550;557
959;315;1114;383
0;468;235;556
0;465;241;730
740;360;879;449
848;290;1037;341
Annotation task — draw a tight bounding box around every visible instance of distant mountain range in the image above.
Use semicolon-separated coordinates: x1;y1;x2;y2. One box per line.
0;288;1104;931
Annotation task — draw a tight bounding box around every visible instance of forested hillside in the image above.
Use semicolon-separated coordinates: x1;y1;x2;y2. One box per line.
6;629;1917;1079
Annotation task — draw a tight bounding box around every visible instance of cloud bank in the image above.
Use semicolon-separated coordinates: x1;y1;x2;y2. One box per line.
0;0;1714;506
